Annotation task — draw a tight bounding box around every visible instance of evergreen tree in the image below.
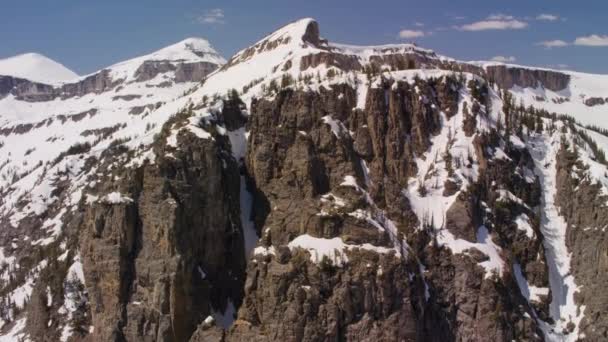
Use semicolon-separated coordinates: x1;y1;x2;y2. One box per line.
501;89;515;135
65;277;91;337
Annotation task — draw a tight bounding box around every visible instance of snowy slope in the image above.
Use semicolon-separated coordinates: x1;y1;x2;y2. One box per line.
0;36;227;340
194;18;447;110
0;37;224;125
0;36;225;244
196;18;325;101
471;61;608;131
0;53;79;84
510;70;608;130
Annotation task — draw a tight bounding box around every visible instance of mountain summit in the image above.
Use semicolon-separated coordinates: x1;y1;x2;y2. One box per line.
151;37;226;64
100;37;226;83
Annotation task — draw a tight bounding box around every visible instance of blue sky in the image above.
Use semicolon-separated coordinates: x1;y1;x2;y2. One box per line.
1;0;607;74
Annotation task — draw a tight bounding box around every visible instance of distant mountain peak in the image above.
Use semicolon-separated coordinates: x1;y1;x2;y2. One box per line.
97;37;225;82
0;52;79;84
149;37;226;64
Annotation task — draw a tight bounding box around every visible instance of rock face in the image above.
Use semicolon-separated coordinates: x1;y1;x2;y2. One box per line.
191;80;548;342
485;65;570;92
0;60;219;102
80;112;246;341
224;85;422;341
58;70;122;99
135;61;219;83
555;145;608;340
0;75;57;101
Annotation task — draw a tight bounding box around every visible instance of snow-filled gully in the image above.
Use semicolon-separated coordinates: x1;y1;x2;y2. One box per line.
526;130;584;342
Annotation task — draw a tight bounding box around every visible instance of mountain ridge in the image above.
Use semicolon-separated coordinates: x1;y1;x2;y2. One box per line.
0;36;226;88
0;17;606;342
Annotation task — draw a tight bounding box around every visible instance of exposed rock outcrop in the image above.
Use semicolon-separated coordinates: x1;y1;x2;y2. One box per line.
583;96;606;107
199;81;549;341
1;62;219;103
554;143;608;340
81;112;246;341
486;65;570;92
136;61;218;83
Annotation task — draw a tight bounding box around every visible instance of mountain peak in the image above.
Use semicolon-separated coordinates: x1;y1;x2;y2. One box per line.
221;18;323;70
0;52;79;84
101;37;226;82
111;36;226;67
151;37;226;64
263;17;323;47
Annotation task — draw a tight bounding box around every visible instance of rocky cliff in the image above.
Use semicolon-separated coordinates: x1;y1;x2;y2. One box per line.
485;65;570;92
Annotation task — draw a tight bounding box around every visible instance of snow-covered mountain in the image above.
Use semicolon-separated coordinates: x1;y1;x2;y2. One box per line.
0;36;224;186
468;61;608;130
0;52;79;84
0;38;225;340
0;18;607;342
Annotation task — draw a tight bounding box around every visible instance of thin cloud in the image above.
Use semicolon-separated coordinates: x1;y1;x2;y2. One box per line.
491;56;516;63
196;8;225;24
487;14;515;20
536;35;608;48
537;40;569;48
458;15;527;31
536;14;560;21
398;29;426;39
574;34;608;47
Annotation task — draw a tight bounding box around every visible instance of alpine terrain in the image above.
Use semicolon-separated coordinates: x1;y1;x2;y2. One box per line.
0;18;607;341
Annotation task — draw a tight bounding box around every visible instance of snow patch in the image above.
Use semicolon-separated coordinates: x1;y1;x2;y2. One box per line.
514;214;535;239
287;234;399;267
437;226;504;279
513;263;550;303
103;192;133;204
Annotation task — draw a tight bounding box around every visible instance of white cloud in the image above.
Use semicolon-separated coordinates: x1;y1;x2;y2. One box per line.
196;8;225;24
536;14;559;21
459;15;527;31
414;22;425;27
491;56;516;63
574;34;608;47
536;35;608;48
398;29;426;39
537;40;569;48
487;14;515;20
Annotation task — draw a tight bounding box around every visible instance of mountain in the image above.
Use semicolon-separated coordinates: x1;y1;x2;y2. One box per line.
0;52;79;84
469;61;608;130
98;37;226;83
0;18;607;342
